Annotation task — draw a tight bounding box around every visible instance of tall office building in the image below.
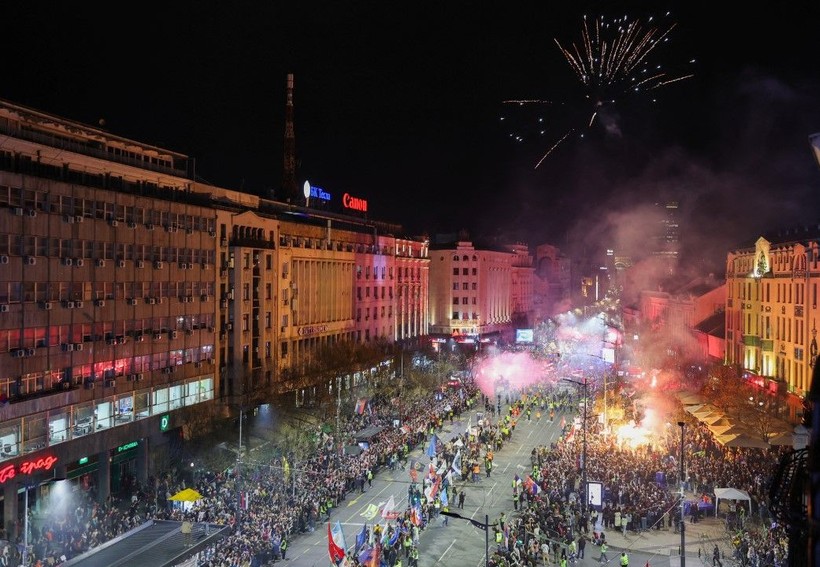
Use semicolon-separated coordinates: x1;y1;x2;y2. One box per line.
0;98;428;534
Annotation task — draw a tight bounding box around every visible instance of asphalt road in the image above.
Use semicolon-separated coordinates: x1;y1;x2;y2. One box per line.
284;399;569;566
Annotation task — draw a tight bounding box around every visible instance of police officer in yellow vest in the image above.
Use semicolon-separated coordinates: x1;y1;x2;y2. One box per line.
620;551;629;566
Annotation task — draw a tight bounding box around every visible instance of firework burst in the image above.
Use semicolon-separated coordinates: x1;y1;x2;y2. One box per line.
502;12;694;168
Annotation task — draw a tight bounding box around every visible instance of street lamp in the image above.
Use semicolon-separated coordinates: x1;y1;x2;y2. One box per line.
440;511;495;566
678;421;686;567
564;377;589;522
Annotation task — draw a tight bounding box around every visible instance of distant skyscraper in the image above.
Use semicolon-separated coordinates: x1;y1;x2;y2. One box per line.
653;201;680;267
281;73;299;203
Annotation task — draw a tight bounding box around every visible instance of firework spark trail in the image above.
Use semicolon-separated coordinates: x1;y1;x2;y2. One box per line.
534;129;573;170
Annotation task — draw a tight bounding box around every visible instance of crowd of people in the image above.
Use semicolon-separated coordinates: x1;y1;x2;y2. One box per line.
2;368;797;567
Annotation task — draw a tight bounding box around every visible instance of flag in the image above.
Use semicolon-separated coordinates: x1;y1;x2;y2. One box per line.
365;543;381;567
361;503;379;520
560;415;566;428
425;475;441;502
440;486;449;508
355;524;367;553
426;434;438;458
240;491;250;510
355;398;368;415
282;456;290;481
328;523;346;565
451;449;462;477
381;494;399;520
436;459;447;476
389;528;400;546
409;501;423;526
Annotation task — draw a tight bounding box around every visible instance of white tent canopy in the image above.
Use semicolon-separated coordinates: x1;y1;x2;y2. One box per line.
714;487;752;514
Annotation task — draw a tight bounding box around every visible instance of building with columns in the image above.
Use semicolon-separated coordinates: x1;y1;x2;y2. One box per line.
0;98;428;535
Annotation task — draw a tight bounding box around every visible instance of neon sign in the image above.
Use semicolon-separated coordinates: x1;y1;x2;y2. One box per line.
117;441;139;453
0;455;60;484
342;193;367;212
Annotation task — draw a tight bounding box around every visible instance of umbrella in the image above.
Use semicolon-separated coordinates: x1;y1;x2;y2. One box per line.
720;433;769;449
703;415;733;427
685;404;705;415
169;488;203;502
693;404;721;417
768;431;795;446
677;392;705;406
710;424;749;437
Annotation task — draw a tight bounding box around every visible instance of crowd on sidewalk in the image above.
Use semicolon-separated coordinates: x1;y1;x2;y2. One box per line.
480;384;792;567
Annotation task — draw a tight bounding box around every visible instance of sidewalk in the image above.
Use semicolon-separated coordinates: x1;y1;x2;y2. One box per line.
595;508;731;566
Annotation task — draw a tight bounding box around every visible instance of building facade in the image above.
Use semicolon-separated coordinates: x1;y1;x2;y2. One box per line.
0;98;428;535
725;233;820;417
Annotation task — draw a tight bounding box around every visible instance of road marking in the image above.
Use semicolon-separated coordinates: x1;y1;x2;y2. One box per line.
438;539;457;562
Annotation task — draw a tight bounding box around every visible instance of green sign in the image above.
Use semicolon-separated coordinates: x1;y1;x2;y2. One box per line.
117;441;139;453
78;456;89;465
160;414;170;432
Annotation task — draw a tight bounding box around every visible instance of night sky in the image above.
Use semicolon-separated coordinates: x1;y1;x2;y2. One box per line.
4;1;820;275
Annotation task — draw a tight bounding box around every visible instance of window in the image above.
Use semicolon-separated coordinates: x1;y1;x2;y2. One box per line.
453;297;459;305
462;268;468;275
453;312;460;320
472;268;477;275
452;268;459;276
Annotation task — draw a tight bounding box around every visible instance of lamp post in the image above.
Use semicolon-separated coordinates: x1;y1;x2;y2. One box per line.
564;377;589;522
440;511;494;566
678;421;686;567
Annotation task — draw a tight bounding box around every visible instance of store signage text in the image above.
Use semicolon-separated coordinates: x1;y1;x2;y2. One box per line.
309;185;331;201
117;441;139;453
297;324;328;337
0;455;60;484
342;193;368;212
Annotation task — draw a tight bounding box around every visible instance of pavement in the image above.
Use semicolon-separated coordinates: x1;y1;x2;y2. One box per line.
586;500;733;567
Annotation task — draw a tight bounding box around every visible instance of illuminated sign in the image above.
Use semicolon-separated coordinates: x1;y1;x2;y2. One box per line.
303;180;331;201
117;441;139;453
0;455;60;484
160;414;170;432
78;457;89;465
297;324;328;337
342;193;367;212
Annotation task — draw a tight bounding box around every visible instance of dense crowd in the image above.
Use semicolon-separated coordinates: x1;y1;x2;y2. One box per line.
3;373;797;567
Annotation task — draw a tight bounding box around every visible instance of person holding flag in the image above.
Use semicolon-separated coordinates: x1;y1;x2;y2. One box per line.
327;522;346;565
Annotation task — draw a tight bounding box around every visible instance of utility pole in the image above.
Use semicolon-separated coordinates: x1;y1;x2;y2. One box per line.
678;421;686;567
564;377;589;522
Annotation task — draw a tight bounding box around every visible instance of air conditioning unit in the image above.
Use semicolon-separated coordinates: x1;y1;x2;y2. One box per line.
209;230;216;237
61;343;74;352
0;255;8;264
163;367;173;374
25;256;36;265
95;299;105;307
12;349;25;358
186;329;194;336
201;295;209;302
74;215;83;223
128;298;137;306
118;260;126;268
201;262;209;270
179;296;186;303
13;207;24;216
135;334;144;342
64;301;75;309
153;333;162;340
84;379;95;389
220;237;227;247
136;260;145;268
74;343;84;351
62;257;73;266
106;337;117;345
64;214;75;224
186;228;193;235
109;219;118;227
146;223;154;231
194;361;201;368
42;301;53;310
158;297;165;304
179;262;186;269
104;379;116;388
220;299;228;308
96;259;105;268
170;331;178;339
147;298;156;305
0;304;8;313
154;261;163;269
75;259;84;267
127;373;138;381
26;348;35;357
74;301;84;308
27;209;37;218
127;221;137;229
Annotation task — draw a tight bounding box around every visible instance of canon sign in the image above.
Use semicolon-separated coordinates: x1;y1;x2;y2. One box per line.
342;193;367;212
